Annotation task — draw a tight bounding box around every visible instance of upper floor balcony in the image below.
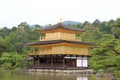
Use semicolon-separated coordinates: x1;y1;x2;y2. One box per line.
39;32;81;41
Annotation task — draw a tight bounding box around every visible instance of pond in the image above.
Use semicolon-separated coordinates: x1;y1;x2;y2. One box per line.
0;70;113;80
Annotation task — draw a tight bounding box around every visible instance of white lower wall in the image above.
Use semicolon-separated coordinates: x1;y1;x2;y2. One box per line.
76;57;88;67
77;59;82;67
83;60;88;67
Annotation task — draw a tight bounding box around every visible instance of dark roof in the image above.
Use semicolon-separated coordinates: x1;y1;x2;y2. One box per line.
25;40;94;47
36;23;84;32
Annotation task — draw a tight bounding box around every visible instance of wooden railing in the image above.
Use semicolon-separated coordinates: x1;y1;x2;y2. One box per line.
28;63;88;70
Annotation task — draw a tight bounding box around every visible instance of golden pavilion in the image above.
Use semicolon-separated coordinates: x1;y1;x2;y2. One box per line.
25;22;93;70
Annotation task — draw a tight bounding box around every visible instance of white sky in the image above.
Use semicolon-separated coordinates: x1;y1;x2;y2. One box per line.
0;0;120;28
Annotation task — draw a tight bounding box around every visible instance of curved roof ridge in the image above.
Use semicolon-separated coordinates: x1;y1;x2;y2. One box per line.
25;40;94;46
40;23;85;32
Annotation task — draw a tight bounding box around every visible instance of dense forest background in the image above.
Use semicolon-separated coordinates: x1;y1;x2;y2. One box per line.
0;18;120;73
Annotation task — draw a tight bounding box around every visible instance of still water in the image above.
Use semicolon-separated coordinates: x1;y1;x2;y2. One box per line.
0;70;112;80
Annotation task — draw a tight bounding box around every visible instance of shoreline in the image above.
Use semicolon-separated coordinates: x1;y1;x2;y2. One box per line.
26;68;94;74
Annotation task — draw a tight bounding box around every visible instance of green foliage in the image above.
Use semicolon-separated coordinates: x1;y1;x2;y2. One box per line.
0;36;5;54
1;22;40;53
81;23;102;43
89;34;120;71
0;52;27;69
113;71;120;79
0;22;41;69
92;19;101;27
0;27;11;37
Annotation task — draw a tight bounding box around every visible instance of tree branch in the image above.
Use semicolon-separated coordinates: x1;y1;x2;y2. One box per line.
112;48;120;55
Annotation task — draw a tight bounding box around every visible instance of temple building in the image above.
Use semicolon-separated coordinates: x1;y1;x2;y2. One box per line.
25;22;94;70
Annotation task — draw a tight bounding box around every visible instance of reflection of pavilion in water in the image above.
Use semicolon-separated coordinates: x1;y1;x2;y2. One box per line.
77;77;88;80
32;72;89;80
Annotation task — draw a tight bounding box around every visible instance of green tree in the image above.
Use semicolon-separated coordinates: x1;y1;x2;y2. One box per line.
0;52;27;69
92;19;101;27
0;36;5;55
81;23;102;43
100;21;112;34
0;27;11;37
111;18;120;39
89;34;120;70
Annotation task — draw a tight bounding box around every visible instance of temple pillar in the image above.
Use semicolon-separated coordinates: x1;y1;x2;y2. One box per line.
38;57;40;67
33;56;35;68
62;58;65;68
51;57;53;68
